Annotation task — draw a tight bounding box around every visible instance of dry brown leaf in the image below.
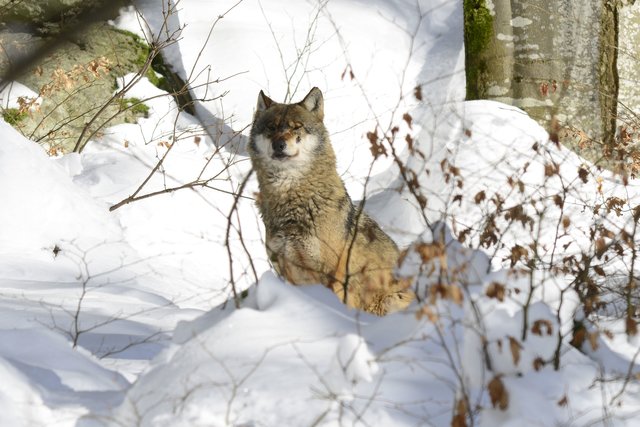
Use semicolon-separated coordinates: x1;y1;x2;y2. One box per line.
531;319;554;336
544;162;559;177
448;285;464;306
403;113;413;129
366;130;387;159
485;282;506;302
588;331;599;351
416;242;446;264
451;399;468;427
533;357;545;371
405;134;414;152
578;167;589;183
570;325;586;349
509;245;529;267
488;376;509;410
508;336;522;366
414;85;423;101
416;305;439;323
557;395;568;407
457;228;471;244
554;194;564;208
595;238;607;259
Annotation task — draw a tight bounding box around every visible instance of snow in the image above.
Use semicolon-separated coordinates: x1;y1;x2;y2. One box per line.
0;81;39;109
0;120;121;251
0;0;639;426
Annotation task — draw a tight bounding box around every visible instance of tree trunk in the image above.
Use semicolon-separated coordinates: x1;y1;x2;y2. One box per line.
618;1;640;135
463;0;621;158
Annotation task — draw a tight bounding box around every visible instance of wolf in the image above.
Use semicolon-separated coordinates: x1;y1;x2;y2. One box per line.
248;87;413;315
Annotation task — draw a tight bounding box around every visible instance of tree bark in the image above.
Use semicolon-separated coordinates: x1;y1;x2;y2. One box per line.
463;0;621;157
600;1;620;151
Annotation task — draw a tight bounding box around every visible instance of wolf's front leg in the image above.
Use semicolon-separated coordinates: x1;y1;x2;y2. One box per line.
266;235;324;285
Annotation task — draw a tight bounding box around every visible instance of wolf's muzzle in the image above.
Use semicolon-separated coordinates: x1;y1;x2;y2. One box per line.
272;139;288;158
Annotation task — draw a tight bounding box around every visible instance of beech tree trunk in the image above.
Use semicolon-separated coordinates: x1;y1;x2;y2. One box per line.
463;0;628;155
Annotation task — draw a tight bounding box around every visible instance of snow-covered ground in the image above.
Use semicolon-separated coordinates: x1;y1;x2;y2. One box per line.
1;0;639;426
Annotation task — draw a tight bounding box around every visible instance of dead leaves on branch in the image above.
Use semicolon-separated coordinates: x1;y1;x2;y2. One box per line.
604;197;626;216
366;129;387;159
504;205;534;230
412;241;464;323
570;323;601;351
366;113;418;164
375;99;640;417
508;244;529;268
40;57;111;96
441;158;462;187
544;161;560;177
428;283;464;306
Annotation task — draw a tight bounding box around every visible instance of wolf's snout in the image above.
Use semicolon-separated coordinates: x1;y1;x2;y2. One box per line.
272;139;287;155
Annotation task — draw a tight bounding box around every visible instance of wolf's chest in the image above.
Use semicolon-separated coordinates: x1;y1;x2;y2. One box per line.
261;192;345;262
260;191;325;233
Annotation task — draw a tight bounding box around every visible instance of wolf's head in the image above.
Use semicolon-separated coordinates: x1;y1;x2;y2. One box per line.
249;87;330;172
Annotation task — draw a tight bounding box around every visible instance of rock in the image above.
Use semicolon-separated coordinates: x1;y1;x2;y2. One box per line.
0;0;101;32
0;21;155;153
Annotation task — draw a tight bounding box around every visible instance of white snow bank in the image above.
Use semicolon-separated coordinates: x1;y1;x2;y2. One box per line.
0;327;130;427
88;273;450;426
0;328;128;392
0;357;54;427
0;120;122;253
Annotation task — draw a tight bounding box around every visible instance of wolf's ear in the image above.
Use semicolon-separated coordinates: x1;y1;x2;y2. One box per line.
299;87;324;121
257;90;274;112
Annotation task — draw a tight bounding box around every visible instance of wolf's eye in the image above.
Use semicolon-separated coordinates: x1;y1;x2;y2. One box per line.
296;136;301;144
266;124;276;132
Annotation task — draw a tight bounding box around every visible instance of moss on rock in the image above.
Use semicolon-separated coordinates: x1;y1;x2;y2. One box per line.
1;108;29;125
117;97;150;121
